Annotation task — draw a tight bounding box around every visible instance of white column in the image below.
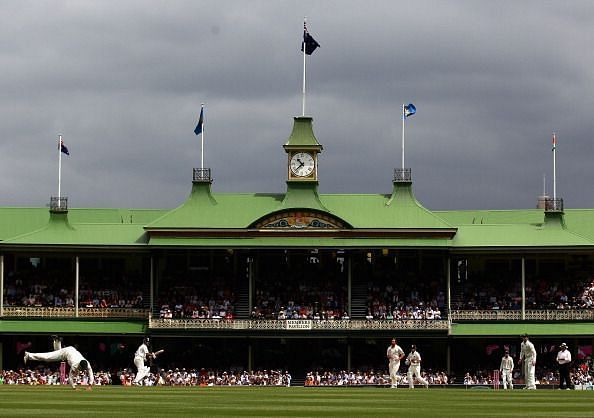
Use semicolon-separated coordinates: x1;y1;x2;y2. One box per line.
401;105;405;169
75;256;79;317
446;258;451;320
150;256;154;314
347;256;352;317
0;255;4;317
521;257;526;320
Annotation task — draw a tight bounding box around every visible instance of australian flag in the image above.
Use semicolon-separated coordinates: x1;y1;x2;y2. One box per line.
404;103;416;118
60;139;70;155
301;22;320;55
194;107;204;136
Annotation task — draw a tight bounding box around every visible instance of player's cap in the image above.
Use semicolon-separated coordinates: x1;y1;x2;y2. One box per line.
521;333;528;338
560;342;567;348
411;344;416;349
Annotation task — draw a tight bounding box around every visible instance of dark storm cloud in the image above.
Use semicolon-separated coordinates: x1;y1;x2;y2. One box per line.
0;1;592;210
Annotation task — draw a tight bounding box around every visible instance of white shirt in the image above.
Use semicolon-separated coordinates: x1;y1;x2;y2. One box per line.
61;346;94;388
135;343;149;360
500;355;514;371
520;340;536;361
557;349;571;365
407;351;422;366
387;344;405;362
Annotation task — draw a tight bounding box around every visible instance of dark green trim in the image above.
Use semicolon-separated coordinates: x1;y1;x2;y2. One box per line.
0;319;147;335
450;322;594;336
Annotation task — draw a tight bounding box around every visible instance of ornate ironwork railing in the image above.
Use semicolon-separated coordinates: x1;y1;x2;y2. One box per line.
148;318;450;330
544;198;564;212
49;196;68;212
193;168;212;182
5;308;592;324
450;309;594;321
393;168;412;183
1;306;149;319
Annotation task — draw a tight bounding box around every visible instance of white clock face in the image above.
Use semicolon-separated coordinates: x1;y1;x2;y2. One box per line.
290;152;315;177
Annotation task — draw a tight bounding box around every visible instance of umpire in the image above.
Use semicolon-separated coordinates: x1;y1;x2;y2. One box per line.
556;343;572;389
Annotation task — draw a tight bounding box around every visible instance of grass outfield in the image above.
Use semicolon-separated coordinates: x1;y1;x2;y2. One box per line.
1;386;593;417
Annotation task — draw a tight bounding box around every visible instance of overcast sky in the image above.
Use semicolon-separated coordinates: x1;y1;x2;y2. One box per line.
1;1;593;211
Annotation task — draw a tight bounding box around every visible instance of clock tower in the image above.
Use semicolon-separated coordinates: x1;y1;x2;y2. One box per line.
283;116;322;182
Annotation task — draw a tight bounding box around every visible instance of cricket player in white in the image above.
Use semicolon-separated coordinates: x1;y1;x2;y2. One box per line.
406;345;429;388
519;333;536;389
499;350;514;389
133;337;153;386
386;338;405;388
24;335;94;390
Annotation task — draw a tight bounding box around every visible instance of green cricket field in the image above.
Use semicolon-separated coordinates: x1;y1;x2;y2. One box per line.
1;386;592;417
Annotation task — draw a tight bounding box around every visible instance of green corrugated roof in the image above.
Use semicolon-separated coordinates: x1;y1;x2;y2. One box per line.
323;183;454;230
283;116;322;148
147;182;455;231
0;207;166;241
1;190;593;248
450;322;594;336
1;211;153;246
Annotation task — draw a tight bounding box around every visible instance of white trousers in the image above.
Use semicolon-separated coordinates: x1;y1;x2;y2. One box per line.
407;365;428;388
27;348;67;363
524;360;536;389
502;370;513;389
389;361;401;386
133;356;150;383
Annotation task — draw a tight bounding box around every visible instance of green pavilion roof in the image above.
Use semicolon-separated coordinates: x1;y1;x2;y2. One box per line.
1;194;593;249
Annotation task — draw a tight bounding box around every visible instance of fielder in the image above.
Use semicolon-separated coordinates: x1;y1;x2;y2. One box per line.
386;338;405;388
499;349;514;389
406;345;429;388
519;333;537;389
24;335;94;390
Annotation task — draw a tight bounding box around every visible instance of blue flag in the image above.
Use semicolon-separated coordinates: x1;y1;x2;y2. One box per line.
301;22;320;55
404;103;416;118
60;139;70;155
194;107;204;135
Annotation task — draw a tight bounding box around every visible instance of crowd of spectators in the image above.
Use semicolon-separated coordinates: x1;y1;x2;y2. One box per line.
4;365;594;388
365;280;445;321
3;270;145;310
118;368;291;386
156;274;237;320
0;368;112;385
455;276;594;311
304;369;451;386
250;279;347;320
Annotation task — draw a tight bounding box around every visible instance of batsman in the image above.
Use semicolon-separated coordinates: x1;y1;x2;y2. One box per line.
132;337;164;386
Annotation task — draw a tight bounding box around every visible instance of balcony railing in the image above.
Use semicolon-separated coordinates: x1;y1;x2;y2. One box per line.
49;196;68;212
5;307;592;324
393;168;412;183
193;168;212;183
450;309;594;321
544;198;564;213
1;306;149;319
148;318;450;330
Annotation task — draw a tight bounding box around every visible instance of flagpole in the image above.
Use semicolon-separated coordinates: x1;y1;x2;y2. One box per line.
302;18;307;116
58;134;62;208
201;103;205;169
401;104;405;169
552;132;557;200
